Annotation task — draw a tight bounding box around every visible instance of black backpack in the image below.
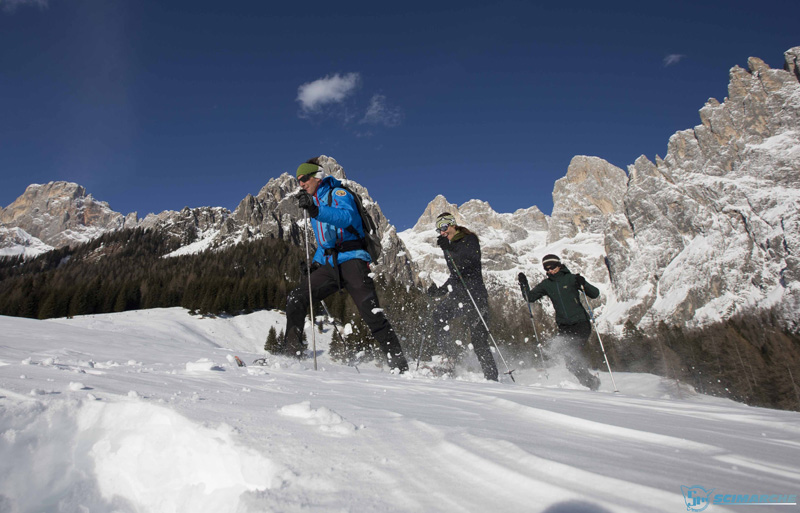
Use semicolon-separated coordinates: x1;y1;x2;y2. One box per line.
327;184;382;262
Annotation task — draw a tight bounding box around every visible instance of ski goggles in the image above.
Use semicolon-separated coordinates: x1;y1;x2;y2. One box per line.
435;214;456;232
298;172;317;183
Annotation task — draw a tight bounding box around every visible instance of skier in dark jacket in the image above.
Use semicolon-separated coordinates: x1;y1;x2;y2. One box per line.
282;158;409;373
428;213;499;381
518;254;601;390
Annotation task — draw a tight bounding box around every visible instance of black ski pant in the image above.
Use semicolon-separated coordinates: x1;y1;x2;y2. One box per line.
558;321;599;390
431;292;498;381
285;259;409;372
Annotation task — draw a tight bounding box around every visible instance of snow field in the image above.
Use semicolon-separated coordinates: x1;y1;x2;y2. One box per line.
1;307;799;512
1;396;279;513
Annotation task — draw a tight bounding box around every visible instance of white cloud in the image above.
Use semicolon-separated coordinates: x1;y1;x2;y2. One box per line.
360;94;403;127
295;74;403;132
296;73;360;114
0;0;48;12
663;54;686;67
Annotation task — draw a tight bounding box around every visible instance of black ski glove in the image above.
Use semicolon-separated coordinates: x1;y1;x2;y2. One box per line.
574;274;586;288
427;283;444;297
300;261;320;277
297;191;319;218
517;272;529;291
436;236;449;249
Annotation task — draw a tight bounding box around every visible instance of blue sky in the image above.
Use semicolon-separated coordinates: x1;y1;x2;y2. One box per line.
0;0;797;231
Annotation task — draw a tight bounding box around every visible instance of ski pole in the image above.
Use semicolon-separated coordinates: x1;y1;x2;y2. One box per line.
519;279;548;379
414;336;424;371
444;250;515;382
536;343;548;378
319;299;359;373
302;209;318;371
579;288;618;392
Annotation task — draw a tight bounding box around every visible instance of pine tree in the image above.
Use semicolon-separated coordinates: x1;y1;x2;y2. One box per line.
264;326;278;353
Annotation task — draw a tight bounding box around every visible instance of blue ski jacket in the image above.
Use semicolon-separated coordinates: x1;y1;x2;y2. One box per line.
308;176;371;266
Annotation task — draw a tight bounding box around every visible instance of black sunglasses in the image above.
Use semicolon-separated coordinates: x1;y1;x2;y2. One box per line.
436;223;452;233
298;173;317;183
544;264;559;271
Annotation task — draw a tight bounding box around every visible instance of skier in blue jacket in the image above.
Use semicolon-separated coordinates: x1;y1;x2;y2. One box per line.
281;158;409;373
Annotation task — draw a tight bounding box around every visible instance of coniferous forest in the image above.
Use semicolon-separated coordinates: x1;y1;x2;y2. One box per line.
0;228;300;319
1;228;798;412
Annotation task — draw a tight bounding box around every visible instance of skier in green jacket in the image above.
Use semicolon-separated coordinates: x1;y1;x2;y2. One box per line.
518;254;601;390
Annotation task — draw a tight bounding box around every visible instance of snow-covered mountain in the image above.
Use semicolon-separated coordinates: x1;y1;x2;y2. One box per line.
2;47;799;333
0;226;55;258
0;157;418;283
0;182;137;256
400;47;800;334
610;50;800;333
228;156;419;284
2;307;799;512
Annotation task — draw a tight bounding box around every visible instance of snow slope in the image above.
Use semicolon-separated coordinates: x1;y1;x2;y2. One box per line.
0;226;53;258
1;308;798;513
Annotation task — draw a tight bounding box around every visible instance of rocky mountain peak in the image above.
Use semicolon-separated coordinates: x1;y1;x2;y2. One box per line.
548;156;628;243
400;192;551;289
401;47;800;334
610;46;800;331
0;181;125;248
3;49;798;333
785;47;800;80
409;195;460;233
230;155;419;282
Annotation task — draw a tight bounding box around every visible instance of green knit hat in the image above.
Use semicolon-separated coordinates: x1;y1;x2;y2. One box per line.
296;162;321;179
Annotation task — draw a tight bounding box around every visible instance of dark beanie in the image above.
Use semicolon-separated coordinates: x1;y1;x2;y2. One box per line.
542;254;561;268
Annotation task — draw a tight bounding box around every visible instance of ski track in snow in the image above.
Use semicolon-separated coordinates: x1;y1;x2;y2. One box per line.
0;307;799;513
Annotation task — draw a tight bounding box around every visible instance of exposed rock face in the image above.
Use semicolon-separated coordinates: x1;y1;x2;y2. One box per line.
0;157;418;284
548;156;628;244
0;226;54;257
400;194;550;299
607;47;800;331
234;173;302;244
401;47;800;333
228;155;420;283
0;182;129;249
2;48;798;333
139;206;235;250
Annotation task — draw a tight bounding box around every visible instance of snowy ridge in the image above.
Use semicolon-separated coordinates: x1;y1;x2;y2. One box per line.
398;199;612;326
1;308;799;512
400;49;800;333
2;49;800;333
0;182;128;250
0;226;53;258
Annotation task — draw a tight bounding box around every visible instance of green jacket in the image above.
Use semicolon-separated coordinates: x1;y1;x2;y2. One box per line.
525;266;599;326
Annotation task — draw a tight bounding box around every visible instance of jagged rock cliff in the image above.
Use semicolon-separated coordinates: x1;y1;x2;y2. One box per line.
607;47;800;331
0;157;418;283
548;156;628;244
401;47;800;333
229;155;419;284
0;182;133;250
2;48;798;333
399;194;549;306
